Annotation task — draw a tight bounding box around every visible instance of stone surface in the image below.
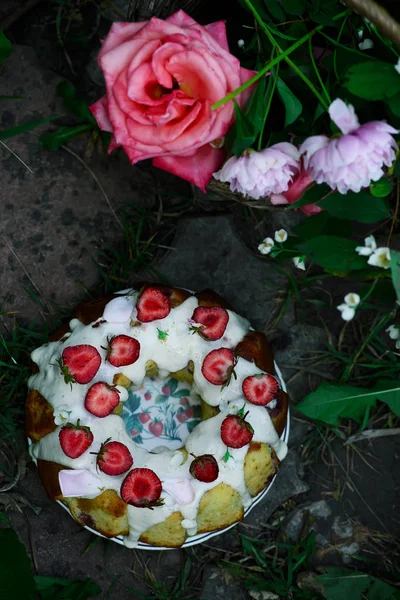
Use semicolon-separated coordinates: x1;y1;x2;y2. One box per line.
0;45;157;324
200;566;248;600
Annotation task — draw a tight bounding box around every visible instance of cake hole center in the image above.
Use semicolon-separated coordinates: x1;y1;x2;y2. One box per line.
122;375;201;451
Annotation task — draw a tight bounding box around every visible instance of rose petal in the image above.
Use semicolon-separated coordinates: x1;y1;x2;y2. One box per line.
152;42;185;88
204;20;229;51
99;22;147;58
238;67;258;106
166;9;198;28
59;470;103;498
153;144;225;191
90;96;113;132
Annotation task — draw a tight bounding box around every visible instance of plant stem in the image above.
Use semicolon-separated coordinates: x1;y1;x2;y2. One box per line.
211;7;351;110
308;36;331;105
257;62;279;150
332;13;350;80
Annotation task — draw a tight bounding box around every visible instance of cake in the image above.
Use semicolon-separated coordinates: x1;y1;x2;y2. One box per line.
26;284;288;548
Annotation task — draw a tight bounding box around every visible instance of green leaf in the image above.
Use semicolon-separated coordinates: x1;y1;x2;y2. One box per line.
186;420;198;434
293;212;352;239
166;378;178;395
35;575;101;599
344;61;400;101
283;0;306;14
386;90;400;118
56;81;96;124
370;178;394;198
172;389;191;398
297;236;367;271
308;0;338;25
40;124;93;150
318;190;391;223
0;30;12;67
0;527;36;600
157;328;168;341
276;77;302;127
296;382;376;425
0;116;59;140
390;249;400;304
288;183;330;209
245;76;266;134
302;567;400;600
154;394;169;404
263;0;286;22
230;100;257;156
296;380;400;425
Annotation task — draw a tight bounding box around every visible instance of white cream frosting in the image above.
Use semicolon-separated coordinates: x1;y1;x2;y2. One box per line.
28;289;288;548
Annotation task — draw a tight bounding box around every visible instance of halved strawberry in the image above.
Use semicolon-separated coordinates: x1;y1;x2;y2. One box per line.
106;335;140;367
59;421;94;458
84;382;120;417
191;307;229;341
221;414;254;448
201;348;235;386
189;454;219;482
242;374;279;406
137;287;170;322
95;440;133;476
61;345;101;384
120;468;162;508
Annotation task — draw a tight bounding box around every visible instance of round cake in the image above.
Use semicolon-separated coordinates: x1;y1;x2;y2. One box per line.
26;284;288;548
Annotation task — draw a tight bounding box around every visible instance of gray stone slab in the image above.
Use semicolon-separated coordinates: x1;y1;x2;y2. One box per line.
0;45;156;323
158;214;286;332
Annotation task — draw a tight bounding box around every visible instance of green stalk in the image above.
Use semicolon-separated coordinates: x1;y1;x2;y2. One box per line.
245;0;329;110
308;36;331;106
257;62;279;150
211;7;350;110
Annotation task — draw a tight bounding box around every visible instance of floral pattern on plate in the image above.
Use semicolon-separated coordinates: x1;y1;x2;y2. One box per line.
122;376;202;451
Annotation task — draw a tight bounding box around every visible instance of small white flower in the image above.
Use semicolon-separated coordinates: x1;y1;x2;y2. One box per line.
355;235;377;256
386;324;400;340
258;237;274;255
274;229;288;243
337;293;360;321
357;28;364;40
344;293;360;307
358;38;374;50
292;256;306;271
367;247;391;269
238;39;245;48
54;409;71;426
395;58;400;75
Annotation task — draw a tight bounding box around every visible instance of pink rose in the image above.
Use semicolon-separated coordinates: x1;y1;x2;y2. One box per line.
90;10;255;191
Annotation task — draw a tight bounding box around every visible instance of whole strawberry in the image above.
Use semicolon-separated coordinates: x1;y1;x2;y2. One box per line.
190;454;219;482
242;374;279;406
84;382;120;417
59;421;94;458
60;344;101;385
120;468;162;508
221;413;254;448
95;440;133;476
137;287;171;322
201;348;236;386
105;335;140;367
191;307;229;341
148;420;163;437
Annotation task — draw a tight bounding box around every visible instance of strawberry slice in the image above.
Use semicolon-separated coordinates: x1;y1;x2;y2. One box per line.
191;307;229;341
61;345;101;384
84;382;120;417
59;421;94;458
106;335;140;367
137;287;170;322
120;468;162;508
242;374;279;406
95;440;133;476
201;348;235;386
190;454;219;482
221;414;254;448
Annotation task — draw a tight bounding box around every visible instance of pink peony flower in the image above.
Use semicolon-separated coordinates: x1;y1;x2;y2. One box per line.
213;142;300;199
90;11;255;192
270;167;321;216
300;98;398;194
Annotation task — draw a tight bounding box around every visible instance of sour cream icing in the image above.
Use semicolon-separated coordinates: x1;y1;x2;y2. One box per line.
28;290;288;548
